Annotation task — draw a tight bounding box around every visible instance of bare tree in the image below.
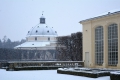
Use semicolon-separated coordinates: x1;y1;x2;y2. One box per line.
0;36;26;49
56;32;82;61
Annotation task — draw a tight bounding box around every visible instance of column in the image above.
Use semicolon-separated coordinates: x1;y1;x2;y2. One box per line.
21;53;23;60
90;27;95;68
103;26;108;68
117;23;120;68
27;52;29;60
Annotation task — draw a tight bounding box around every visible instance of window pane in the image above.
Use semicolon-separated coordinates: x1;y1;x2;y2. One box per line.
108;24;118;66
95;26;103;65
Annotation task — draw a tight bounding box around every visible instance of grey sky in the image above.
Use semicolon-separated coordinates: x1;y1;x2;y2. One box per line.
0;0;120;41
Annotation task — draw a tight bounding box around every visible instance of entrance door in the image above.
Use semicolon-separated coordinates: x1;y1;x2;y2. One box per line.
85;52;89;67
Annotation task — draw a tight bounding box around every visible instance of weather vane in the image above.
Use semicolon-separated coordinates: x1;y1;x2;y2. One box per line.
42;11;44;15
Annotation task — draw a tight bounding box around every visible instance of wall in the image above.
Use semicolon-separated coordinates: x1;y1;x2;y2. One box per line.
80;13;120;69
27;36;57;42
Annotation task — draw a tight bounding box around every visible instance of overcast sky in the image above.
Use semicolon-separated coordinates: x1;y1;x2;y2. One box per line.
0;0;120;41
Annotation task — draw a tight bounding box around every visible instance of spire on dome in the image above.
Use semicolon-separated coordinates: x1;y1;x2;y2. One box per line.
42;11;44;15
40;11;45;24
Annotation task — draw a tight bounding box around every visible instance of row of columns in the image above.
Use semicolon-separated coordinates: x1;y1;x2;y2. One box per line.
21;52;55;60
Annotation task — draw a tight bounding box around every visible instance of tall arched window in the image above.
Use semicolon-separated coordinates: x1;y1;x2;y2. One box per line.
95;26;104;65
108;24;118;66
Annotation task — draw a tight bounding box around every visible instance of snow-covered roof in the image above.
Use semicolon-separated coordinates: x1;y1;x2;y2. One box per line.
95;9;120;17
27;14;57;37
27;24;57;37
80;9;120;23
15;41;56;48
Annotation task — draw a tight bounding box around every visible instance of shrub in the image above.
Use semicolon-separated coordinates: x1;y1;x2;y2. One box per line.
110;72;120;80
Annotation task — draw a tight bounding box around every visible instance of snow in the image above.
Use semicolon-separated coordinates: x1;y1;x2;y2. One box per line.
110;71;120;75
80;8;120;23
15;41;51;48
58;68;109;74
8;61;83;63
95;8;120;17
0;69;110;80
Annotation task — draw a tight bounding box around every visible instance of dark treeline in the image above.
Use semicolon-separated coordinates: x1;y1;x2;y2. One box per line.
56;32;82;61
0;48;21;61
0;36;26;49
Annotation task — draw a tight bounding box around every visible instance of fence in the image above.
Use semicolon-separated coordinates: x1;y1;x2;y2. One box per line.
7;61;84;70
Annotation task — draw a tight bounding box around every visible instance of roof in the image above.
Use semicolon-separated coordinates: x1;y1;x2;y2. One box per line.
80;9;120;23
14;41;56;48
27;24;57;37
27;13;57;37
40;15;45;18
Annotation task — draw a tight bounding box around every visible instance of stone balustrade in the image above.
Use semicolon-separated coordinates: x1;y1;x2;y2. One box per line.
6;61;84;71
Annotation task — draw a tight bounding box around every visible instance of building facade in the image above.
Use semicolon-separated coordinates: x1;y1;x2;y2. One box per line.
80;11;120;69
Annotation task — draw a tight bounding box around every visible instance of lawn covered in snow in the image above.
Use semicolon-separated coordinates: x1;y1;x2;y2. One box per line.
0;69;110;80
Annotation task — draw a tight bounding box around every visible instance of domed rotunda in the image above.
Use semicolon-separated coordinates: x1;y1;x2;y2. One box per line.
15;13;57;50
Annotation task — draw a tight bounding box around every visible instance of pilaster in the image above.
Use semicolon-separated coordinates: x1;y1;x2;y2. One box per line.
117;23;120;68
91;27;95;68
103;26;108;68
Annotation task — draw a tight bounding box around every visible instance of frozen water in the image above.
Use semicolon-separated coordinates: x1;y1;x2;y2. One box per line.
0;69;110;80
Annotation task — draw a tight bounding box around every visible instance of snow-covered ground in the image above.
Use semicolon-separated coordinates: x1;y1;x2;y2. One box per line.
0;69;110;80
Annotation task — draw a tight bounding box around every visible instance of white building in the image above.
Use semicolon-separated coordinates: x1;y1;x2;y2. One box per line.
15;13;57;50
14;13;58;60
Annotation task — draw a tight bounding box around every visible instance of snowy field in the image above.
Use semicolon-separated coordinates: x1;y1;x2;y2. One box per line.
0;69;110;80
